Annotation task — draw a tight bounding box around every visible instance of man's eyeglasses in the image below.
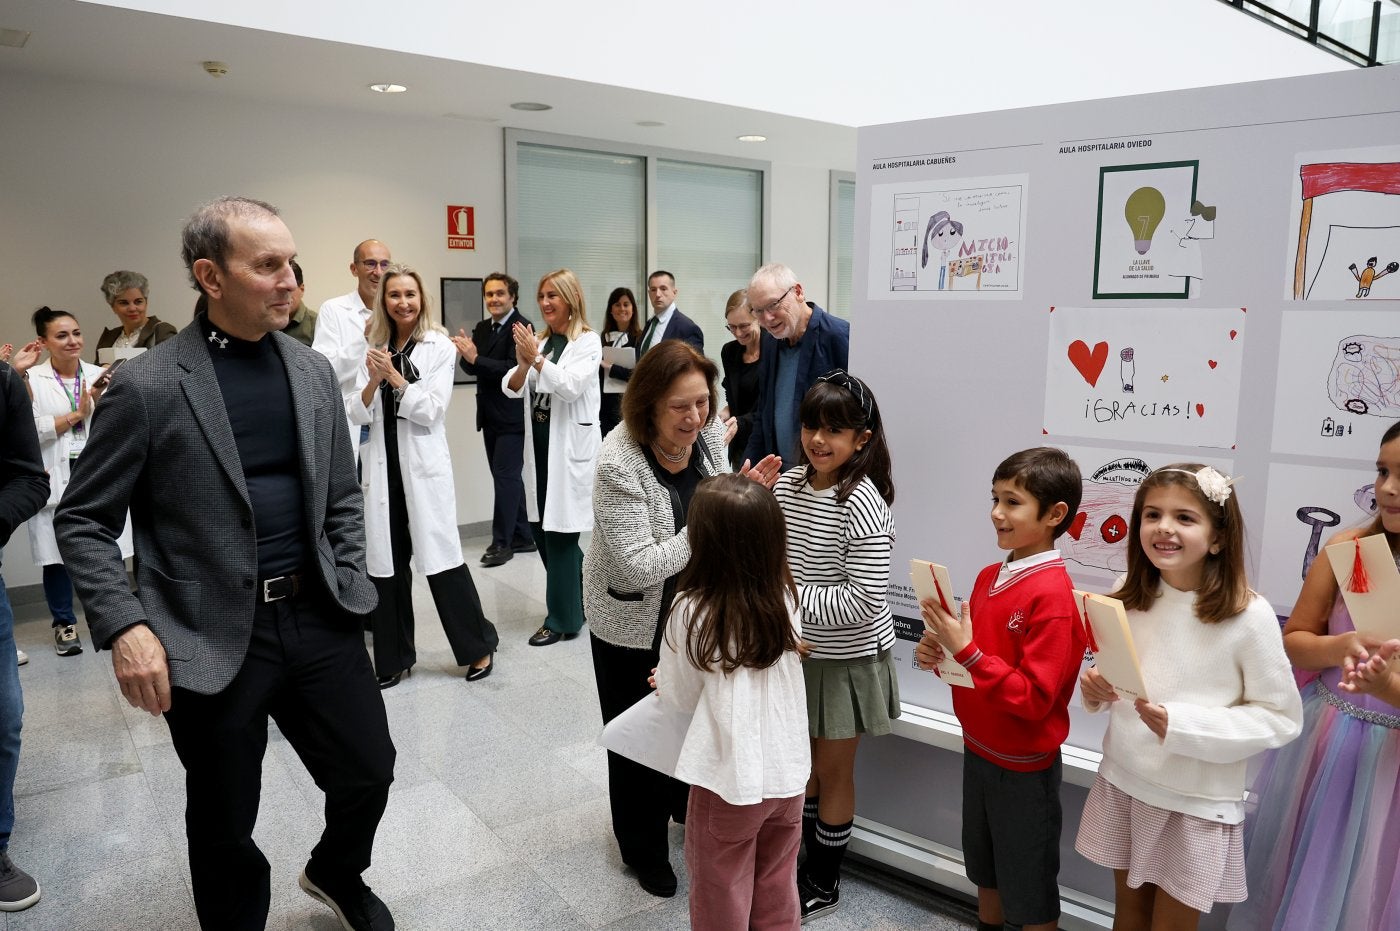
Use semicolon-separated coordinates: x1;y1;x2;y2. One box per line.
360;260;392;271
750;285;794;318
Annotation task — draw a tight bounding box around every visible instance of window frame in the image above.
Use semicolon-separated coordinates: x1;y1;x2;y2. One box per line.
505;128;772;329
828;169;855;319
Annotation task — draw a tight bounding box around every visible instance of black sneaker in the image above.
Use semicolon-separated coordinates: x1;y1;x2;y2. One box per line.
299;867;394;931
0;851;40;911
798;874;839;923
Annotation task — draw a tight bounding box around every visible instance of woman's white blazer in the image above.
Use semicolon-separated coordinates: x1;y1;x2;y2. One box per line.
502;330;601;533
351;330;464;578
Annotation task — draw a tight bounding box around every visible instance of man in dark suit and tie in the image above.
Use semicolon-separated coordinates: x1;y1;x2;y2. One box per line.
637;270;704;356
56;196;395;931
451;272;536;568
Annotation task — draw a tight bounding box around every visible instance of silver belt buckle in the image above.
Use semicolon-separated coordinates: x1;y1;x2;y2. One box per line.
262;575;293;603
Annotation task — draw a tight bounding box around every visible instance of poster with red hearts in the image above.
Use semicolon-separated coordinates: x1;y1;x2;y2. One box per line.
1043;306;1245;448
1056;445;1235;580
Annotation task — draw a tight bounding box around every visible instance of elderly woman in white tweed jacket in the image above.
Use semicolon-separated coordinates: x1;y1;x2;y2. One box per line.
583;339;780;898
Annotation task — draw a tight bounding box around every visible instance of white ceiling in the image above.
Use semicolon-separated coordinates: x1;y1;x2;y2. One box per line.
1;0;1351;169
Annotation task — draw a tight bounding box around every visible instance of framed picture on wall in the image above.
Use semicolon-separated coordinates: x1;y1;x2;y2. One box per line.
1092;161;1199;300
440;277;484;384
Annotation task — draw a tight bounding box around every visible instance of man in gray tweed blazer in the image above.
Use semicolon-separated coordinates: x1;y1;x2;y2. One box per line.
56;196;395;931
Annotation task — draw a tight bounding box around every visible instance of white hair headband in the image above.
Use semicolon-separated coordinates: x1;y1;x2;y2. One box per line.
1153;466;1238;506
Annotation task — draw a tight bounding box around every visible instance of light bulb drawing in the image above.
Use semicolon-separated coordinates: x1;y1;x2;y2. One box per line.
1124;186;1166;255
1119;347;1135;393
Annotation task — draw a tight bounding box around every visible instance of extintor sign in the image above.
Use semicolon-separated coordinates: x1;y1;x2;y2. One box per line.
447;205;475;250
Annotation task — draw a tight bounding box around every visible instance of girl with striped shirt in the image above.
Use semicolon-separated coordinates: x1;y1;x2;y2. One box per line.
773;370;897;922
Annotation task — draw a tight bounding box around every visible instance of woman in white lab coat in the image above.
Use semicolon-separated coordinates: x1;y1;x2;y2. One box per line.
353;264;497;687
502;268;601;646
15;307;132;657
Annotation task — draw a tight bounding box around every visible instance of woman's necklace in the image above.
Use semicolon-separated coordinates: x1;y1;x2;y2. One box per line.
652;441;687;464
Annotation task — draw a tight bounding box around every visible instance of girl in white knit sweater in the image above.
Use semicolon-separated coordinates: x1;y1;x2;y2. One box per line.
1075;464;1302;931
654;474;809;931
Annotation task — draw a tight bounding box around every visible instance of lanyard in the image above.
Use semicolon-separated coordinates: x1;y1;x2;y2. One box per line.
56;367;84;413
56;366;87;447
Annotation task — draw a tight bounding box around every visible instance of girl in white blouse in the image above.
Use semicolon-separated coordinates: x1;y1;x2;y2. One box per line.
655;473;809;931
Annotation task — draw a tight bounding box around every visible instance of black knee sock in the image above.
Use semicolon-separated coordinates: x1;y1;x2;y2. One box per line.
801;797;819;860
804;817;852;889
978;923;1004;931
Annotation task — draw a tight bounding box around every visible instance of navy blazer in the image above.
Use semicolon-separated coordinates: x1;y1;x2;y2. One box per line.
742;303;849;465
643;308;704;356
460;308;533;433
55;322;376;695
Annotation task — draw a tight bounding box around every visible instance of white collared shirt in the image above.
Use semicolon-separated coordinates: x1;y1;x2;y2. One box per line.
646;303;677;343
489;307;519;333
995;547;1062;587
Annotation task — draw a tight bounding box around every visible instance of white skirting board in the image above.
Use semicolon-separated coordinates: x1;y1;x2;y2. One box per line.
849;816;1115;930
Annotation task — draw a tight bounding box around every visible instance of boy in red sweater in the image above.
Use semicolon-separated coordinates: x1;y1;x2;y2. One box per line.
917;447;1084;931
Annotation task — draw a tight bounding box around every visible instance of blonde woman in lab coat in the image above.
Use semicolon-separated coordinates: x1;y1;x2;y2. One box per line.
354;264;497;687
503;268;601;647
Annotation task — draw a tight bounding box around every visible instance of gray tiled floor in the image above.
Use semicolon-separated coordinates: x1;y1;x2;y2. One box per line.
6;533;975;929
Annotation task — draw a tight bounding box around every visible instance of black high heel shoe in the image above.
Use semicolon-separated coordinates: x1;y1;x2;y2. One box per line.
377;667;412;690
465;654;494;682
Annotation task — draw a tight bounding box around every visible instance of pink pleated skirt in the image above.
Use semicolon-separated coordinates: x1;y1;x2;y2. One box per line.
1076;774;1245;914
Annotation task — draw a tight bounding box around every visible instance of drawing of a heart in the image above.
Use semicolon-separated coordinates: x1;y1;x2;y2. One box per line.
1067;340;1109;388
1067;512;1087;541
1208;359;1218;369
1229;330;1238;340
1196;403;1206;417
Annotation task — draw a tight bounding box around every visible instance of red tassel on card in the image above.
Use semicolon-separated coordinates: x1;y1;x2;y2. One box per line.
1349;538;1370;594
1081;594;1100;653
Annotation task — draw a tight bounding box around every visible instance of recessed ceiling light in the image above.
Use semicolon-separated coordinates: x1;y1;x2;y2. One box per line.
510;101;552;112
0;28;31;48
737;134;767;143
636;120;665;128
369;83;407;93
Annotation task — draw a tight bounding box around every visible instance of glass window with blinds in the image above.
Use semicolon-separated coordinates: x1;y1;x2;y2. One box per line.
828;174;855;319
509;131;768;360
655;159;763;353
515;143;645;326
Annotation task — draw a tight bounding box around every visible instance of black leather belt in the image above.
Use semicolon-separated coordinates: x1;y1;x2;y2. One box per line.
260;573;302;603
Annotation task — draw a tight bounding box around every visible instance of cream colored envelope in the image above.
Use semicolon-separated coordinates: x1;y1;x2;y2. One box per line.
1074;590;1150;703
1325;534;1400;640
909;560;975;688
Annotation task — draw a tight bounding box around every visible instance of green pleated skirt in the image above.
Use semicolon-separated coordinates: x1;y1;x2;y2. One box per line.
803;648;900;739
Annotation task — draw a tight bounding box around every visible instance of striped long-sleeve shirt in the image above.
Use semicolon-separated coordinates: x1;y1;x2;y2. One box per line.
774;468;896;660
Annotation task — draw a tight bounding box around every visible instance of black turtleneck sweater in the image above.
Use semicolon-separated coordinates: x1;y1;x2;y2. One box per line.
200;314;307;577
